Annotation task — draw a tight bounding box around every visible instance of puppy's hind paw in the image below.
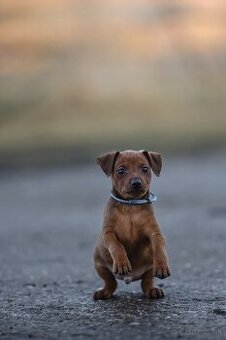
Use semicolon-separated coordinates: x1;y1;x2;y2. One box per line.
144;287;164;299
93;288;113;301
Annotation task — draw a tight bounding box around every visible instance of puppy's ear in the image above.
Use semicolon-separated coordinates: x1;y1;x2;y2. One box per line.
96;151;119;177
142;151;162;177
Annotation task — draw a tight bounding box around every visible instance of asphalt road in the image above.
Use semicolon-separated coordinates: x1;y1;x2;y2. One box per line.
0;153;226;339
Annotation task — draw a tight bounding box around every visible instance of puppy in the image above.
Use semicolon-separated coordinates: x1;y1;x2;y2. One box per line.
93;150;171;300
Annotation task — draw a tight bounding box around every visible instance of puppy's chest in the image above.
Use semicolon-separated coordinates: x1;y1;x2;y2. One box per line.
114;212;149;244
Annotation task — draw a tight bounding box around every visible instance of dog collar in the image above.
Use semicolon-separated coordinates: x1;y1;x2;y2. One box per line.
110;192;157;205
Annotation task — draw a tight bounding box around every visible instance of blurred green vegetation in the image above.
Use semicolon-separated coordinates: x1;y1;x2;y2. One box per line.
0;0;226;166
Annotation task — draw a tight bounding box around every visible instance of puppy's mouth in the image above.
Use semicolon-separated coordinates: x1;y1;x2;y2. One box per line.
127;187;144;194
123;188;148;198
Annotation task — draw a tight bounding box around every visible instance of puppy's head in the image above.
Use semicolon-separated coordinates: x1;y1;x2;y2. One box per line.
97;150;162;199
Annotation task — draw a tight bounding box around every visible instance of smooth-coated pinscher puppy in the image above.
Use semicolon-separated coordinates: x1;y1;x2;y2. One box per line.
93;150;171;300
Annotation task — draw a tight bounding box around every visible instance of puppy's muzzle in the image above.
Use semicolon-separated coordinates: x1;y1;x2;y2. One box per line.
131;178;142;190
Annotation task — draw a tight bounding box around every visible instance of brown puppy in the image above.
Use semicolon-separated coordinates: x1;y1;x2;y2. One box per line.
93;150;171;300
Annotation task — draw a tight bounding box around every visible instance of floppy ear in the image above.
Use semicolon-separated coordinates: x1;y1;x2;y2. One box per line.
96;151;119;177
142;151;162;177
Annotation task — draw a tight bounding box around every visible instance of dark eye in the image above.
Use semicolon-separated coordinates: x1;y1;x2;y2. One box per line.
142;166;149;173
117;167;126;175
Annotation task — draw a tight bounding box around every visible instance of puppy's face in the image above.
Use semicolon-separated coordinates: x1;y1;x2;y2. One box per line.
97;150;162;199
112;151;151;199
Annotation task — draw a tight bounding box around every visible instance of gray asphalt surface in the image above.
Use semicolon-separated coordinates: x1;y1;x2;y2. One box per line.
0;153;226;339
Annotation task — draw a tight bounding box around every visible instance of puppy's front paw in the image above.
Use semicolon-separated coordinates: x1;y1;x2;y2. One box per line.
153;263;171;280
113;258;132;275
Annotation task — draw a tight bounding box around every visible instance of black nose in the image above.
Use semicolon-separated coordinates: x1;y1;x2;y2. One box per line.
131;178;142;189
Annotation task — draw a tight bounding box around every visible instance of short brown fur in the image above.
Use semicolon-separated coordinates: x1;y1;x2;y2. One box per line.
93;150;171;300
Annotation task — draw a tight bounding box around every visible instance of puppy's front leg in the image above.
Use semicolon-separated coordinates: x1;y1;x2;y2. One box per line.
151;232;171;279
102;231;132;275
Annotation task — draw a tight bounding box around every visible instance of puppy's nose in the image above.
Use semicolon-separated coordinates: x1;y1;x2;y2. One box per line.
131;178;142;189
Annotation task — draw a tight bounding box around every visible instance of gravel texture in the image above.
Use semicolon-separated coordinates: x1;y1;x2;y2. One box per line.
0;153;226;339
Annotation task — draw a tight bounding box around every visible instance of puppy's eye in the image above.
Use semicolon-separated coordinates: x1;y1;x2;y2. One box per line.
117;167;126;175
142;166;149;173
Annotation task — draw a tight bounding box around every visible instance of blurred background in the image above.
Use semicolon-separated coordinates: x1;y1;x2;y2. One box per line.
1;2;226;336
0;0;226;166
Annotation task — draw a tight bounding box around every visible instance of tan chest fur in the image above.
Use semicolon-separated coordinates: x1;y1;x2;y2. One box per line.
104;202;153;242
102;202;154;270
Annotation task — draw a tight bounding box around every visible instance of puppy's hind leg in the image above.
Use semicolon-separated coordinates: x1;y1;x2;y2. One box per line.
141;269;164;299
93;263;117;300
